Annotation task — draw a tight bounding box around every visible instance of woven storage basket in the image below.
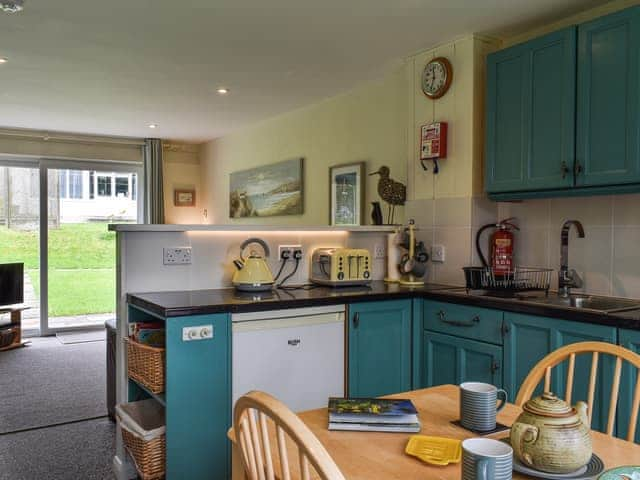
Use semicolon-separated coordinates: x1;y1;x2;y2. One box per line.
0;326;18;349
117;399;165;480
125;337;165;394
121;427;166;480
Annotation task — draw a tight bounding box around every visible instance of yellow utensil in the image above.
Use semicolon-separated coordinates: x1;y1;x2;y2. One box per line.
405;435;462;466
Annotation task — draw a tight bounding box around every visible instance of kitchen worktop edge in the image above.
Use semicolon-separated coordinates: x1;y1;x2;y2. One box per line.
126;282;640;330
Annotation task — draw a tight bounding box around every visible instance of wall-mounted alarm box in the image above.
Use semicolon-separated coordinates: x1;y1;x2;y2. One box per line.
420;122;448;160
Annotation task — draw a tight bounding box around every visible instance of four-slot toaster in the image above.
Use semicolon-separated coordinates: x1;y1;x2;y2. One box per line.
310;248;372;287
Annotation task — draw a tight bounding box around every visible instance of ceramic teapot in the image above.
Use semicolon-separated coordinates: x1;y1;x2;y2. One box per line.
510;392;592;474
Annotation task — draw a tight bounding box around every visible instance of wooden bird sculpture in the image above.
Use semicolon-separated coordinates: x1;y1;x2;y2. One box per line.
369;166;406;224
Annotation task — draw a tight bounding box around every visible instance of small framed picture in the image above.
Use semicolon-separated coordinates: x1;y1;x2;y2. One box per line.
329;162;365;226
174;188;196;207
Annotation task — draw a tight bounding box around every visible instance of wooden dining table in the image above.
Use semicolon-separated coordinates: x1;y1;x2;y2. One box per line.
229;384;640;479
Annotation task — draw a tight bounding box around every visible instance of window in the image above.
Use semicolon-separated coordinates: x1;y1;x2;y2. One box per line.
115;176;129;198
89;171;95;199
132;174;137;200
69;170;83;199
97;175;112;197
58;171;68;198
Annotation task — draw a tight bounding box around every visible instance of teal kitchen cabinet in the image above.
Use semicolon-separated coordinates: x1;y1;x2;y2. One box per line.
503;312;617;434
618;328;640;442
485;27;576;193
576;7;640;187
348;299;412;398
422;331;503;388
127;306;231;480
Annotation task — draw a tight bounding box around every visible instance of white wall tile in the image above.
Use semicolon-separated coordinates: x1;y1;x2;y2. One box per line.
612;226;640;298
434;197;472;227
432;227;472;286
405;199;434;228
613;194;640;226
498;199;550;228
549;196;613;228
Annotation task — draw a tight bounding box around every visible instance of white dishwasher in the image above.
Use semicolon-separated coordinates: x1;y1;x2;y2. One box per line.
232;305;345;412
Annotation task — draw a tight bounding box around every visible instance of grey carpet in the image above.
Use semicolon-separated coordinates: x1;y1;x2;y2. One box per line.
56;329;106;344
0;417;115;480
0;336;107;434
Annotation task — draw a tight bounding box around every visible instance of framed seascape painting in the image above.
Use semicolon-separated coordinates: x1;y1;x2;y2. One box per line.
229;158;304;218
329;162;365;226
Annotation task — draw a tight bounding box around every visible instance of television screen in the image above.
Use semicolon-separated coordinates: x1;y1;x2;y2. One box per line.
0;263;24;307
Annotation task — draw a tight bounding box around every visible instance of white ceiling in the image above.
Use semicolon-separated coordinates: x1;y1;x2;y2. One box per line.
0;0;609;142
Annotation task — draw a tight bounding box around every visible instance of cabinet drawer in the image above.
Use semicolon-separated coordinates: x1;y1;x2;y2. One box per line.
423;301;504;345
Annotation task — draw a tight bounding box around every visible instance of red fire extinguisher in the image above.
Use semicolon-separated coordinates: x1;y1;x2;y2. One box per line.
476;218;519;274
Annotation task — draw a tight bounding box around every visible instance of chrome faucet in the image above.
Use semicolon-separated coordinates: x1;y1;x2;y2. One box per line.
558;220;585;297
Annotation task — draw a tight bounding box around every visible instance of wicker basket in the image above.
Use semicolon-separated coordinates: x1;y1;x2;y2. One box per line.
121;427;166;480
125;337;165;394
117;399;165;480
0;326;18;349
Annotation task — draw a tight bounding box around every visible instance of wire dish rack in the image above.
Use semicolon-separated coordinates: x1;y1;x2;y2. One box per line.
463;266;553;295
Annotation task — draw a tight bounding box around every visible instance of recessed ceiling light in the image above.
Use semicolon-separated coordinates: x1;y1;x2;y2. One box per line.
0;58;7;64
216;87;229;95
148;124;157;129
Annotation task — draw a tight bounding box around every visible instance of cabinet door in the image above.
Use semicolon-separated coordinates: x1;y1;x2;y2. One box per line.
348;300;412;398
486;28;576;193
503;313;617;434
577;7;640;186
618;328;640;442
422;332;503;389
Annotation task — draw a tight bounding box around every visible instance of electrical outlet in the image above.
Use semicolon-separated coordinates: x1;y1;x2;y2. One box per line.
182;325;213;341
431;244;445;263
374;244;386;259
163;247;192;265
278;245;302;260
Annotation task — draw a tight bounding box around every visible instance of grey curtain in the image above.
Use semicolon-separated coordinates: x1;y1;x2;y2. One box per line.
143;138;165;224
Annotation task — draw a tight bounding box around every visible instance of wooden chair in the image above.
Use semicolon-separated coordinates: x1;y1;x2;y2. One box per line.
515;341;640;442
233;391;346;480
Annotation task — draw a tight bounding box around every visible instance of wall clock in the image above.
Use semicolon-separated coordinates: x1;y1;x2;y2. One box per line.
421;57;453;99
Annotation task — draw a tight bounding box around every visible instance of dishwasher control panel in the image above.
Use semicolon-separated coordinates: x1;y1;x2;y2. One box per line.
182;325;214;341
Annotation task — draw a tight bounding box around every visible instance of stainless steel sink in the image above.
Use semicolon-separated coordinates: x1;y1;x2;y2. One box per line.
519;294;640;313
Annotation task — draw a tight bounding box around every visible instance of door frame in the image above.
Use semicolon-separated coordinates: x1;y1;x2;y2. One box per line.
0;155;143;336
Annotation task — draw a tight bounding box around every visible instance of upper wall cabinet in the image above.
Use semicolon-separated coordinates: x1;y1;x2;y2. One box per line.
485;28;576;194
577;8;640;186
485;6;640;200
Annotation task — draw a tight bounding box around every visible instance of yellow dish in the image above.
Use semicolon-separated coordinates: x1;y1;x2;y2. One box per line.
405;435;462;466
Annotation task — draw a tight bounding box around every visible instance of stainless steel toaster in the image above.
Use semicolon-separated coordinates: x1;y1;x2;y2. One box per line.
310;248;372;287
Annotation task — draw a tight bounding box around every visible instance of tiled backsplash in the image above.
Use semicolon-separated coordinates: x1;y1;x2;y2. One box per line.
406;194;640;299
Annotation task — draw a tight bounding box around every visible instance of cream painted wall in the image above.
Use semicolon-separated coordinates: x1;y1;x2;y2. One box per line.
408;35;498;201
163;143;203;224
200;65;411;226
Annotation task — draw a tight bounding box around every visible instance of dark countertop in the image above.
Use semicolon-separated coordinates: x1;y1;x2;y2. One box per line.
127;281;640;330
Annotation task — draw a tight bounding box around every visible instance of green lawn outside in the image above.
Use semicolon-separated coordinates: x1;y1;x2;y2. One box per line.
0;223;116;317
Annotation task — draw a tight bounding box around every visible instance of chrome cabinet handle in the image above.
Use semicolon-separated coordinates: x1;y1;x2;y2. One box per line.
353;312;360;329
438;310;480;327
561;161;570;179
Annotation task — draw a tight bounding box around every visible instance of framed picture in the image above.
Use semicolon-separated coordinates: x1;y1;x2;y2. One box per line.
229;158;304;218
329;162;365;226
174;188;196;207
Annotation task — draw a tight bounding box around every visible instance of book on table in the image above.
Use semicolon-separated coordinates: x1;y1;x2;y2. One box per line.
327;398;421;433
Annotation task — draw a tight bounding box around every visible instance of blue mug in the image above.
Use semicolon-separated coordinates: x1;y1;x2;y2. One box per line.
462;438;513;480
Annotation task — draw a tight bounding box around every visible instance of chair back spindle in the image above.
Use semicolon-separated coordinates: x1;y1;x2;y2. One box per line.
515;341;640;442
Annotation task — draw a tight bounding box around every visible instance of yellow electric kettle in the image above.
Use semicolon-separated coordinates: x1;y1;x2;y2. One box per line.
232;238;275;292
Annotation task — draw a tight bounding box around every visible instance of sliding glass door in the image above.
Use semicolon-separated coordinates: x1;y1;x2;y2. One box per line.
0;157;142;335
0;163;41;333
45;167;139;331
